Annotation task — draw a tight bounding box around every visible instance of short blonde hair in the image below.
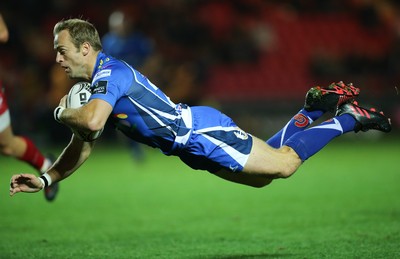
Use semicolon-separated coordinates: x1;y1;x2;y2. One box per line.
54;18;102;51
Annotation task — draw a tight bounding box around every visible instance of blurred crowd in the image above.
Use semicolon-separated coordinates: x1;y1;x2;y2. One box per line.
0;0;399;145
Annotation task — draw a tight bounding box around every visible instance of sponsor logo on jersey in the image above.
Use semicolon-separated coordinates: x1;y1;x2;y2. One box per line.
97;58;111;69
93;69;111;82
234;129;248;140
92;81;108;95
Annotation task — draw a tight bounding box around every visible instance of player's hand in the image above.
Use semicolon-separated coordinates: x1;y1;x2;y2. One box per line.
54;95;67;123
58;95;67;108
9;174;43;197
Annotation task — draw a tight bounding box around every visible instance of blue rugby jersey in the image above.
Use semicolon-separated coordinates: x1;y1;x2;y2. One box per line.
89;52;192;155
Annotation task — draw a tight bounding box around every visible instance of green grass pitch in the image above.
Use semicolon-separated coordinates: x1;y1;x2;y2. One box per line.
0;136;399;258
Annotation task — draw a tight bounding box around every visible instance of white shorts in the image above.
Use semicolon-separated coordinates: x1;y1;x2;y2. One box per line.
0;109;10;132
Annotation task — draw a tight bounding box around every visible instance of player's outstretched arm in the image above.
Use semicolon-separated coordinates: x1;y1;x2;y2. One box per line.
10;174;43;196
49;134;95;182
9;134;95;197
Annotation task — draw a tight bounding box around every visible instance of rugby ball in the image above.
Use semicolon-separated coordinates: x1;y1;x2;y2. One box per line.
66;82;92;109
66;82;103;142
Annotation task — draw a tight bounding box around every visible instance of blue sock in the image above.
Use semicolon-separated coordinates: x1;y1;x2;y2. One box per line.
267;109;324;148
284;114;356;161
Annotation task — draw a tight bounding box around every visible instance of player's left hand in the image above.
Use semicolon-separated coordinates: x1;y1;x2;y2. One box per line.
58;95;67;108
9;174;43;196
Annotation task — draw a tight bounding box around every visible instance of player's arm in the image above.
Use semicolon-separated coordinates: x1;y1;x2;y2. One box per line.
9;134;94;196
46;133;94;182
57;96;112;133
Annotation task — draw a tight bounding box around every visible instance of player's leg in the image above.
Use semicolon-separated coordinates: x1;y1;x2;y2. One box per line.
0;89;51;173
283;113;356;161
0;126;59;201
0;128;53;173
214;101;391;188
0;87;59;201
267;81;359;148
266;109;321;148
0;120;26;157
191;101;337;187
1;127;38;166
284;101;391;161
213;136;301;187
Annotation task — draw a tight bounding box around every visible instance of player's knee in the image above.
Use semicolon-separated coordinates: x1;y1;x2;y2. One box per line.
278;165;298;179
277;146;301;178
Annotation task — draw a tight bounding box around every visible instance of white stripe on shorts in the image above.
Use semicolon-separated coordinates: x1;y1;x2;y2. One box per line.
0;109;11;132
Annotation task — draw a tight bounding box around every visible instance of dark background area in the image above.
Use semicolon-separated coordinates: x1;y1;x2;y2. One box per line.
0;0;399;145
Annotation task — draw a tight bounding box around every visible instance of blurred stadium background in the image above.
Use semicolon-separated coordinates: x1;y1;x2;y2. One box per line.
0;0;399;146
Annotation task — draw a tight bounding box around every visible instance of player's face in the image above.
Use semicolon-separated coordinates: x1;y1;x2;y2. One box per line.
54;30;87;79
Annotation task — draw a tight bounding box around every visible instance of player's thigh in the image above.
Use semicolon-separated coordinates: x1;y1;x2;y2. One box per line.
243;136;301;177
0;124;17;156
212;137;301;187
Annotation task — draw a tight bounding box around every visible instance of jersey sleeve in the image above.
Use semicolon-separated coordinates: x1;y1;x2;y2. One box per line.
90;64;133;108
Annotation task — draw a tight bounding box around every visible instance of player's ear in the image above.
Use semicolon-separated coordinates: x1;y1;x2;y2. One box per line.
81;42;90;56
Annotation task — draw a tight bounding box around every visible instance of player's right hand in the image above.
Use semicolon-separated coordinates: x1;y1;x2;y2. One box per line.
9;174;43;197
58;94;67;108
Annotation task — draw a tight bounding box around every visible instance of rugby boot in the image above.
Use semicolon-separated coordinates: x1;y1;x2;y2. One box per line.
44;180;59;202
336;101;391;133
43;154;59;202
304;81;360;112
